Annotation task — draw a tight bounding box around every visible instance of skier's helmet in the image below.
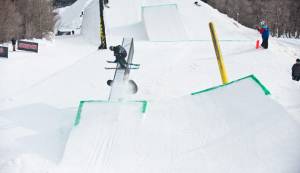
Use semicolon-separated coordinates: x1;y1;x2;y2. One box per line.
260;20;265;27
296;59;300;63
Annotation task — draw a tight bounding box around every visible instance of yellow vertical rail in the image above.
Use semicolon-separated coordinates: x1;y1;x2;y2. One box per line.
209;22;229;84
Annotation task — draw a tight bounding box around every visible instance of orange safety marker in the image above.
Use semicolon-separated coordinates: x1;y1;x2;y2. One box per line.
256;40;260;49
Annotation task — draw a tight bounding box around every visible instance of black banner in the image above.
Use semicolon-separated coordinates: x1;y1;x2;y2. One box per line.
17;40;38;53
0;46;8;58
56;30;75;36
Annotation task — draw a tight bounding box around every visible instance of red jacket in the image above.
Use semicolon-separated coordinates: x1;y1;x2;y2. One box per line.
256;26;269;40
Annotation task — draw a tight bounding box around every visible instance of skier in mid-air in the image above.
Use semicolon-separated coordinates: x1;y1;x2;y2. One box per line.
109;45;127;69
256;20;269;49
292;59;300;81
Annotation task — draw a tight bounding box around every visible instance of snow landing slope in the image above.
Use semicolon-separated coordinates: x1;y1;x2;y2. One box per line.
58;76;300;173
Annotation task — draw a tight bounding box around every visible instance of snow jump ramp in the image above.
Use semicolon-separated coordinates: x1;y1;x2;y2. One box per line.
59;75;300;173
79;1;187;42
58;100;147;173
142;4;188;41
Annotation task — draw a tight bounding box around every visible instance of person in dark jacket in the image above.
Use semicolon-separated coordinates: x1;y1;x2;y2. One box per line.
11;38;16;51
292;59;300;81
109;45;127;68
256;20;269;49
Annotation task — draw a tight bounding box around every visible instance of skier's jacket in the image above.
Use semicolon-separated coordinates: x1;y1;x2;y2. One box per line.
11;38;16;45
258;26;269;40
292;62;300;79
112;45;127;59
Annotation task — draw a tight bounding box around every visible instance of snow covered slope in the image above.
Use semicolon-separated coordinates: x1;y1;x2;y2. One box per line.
1;0;300;172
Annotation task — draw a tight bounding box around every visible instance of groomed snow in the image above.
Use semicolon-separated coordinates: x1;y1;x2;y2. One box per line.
58;77;300;173
0;0;300;172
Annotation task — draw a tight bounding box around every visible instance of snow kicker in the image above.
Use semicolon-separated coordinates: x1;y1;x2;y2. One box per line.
58;100;147;173
59;75;300;173
142;4;188;41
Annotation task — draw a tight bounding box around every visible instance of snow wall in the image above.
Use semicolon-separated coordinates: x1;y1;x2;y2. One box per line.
58;75;300;173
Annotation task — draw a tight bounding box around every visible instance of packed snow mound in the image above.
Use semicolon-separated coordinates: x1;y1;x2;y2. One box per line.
142;4;188;41
57;76;300;173
58;101;145;173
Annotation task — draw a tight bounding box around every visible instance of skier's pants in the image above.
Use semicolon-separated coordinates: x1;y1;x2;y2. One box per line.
261;39;268;49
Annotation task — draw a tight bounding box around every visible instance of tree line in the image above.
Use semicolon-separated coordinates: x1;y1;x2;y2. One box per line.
206;0;300;38
0;0;56;43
